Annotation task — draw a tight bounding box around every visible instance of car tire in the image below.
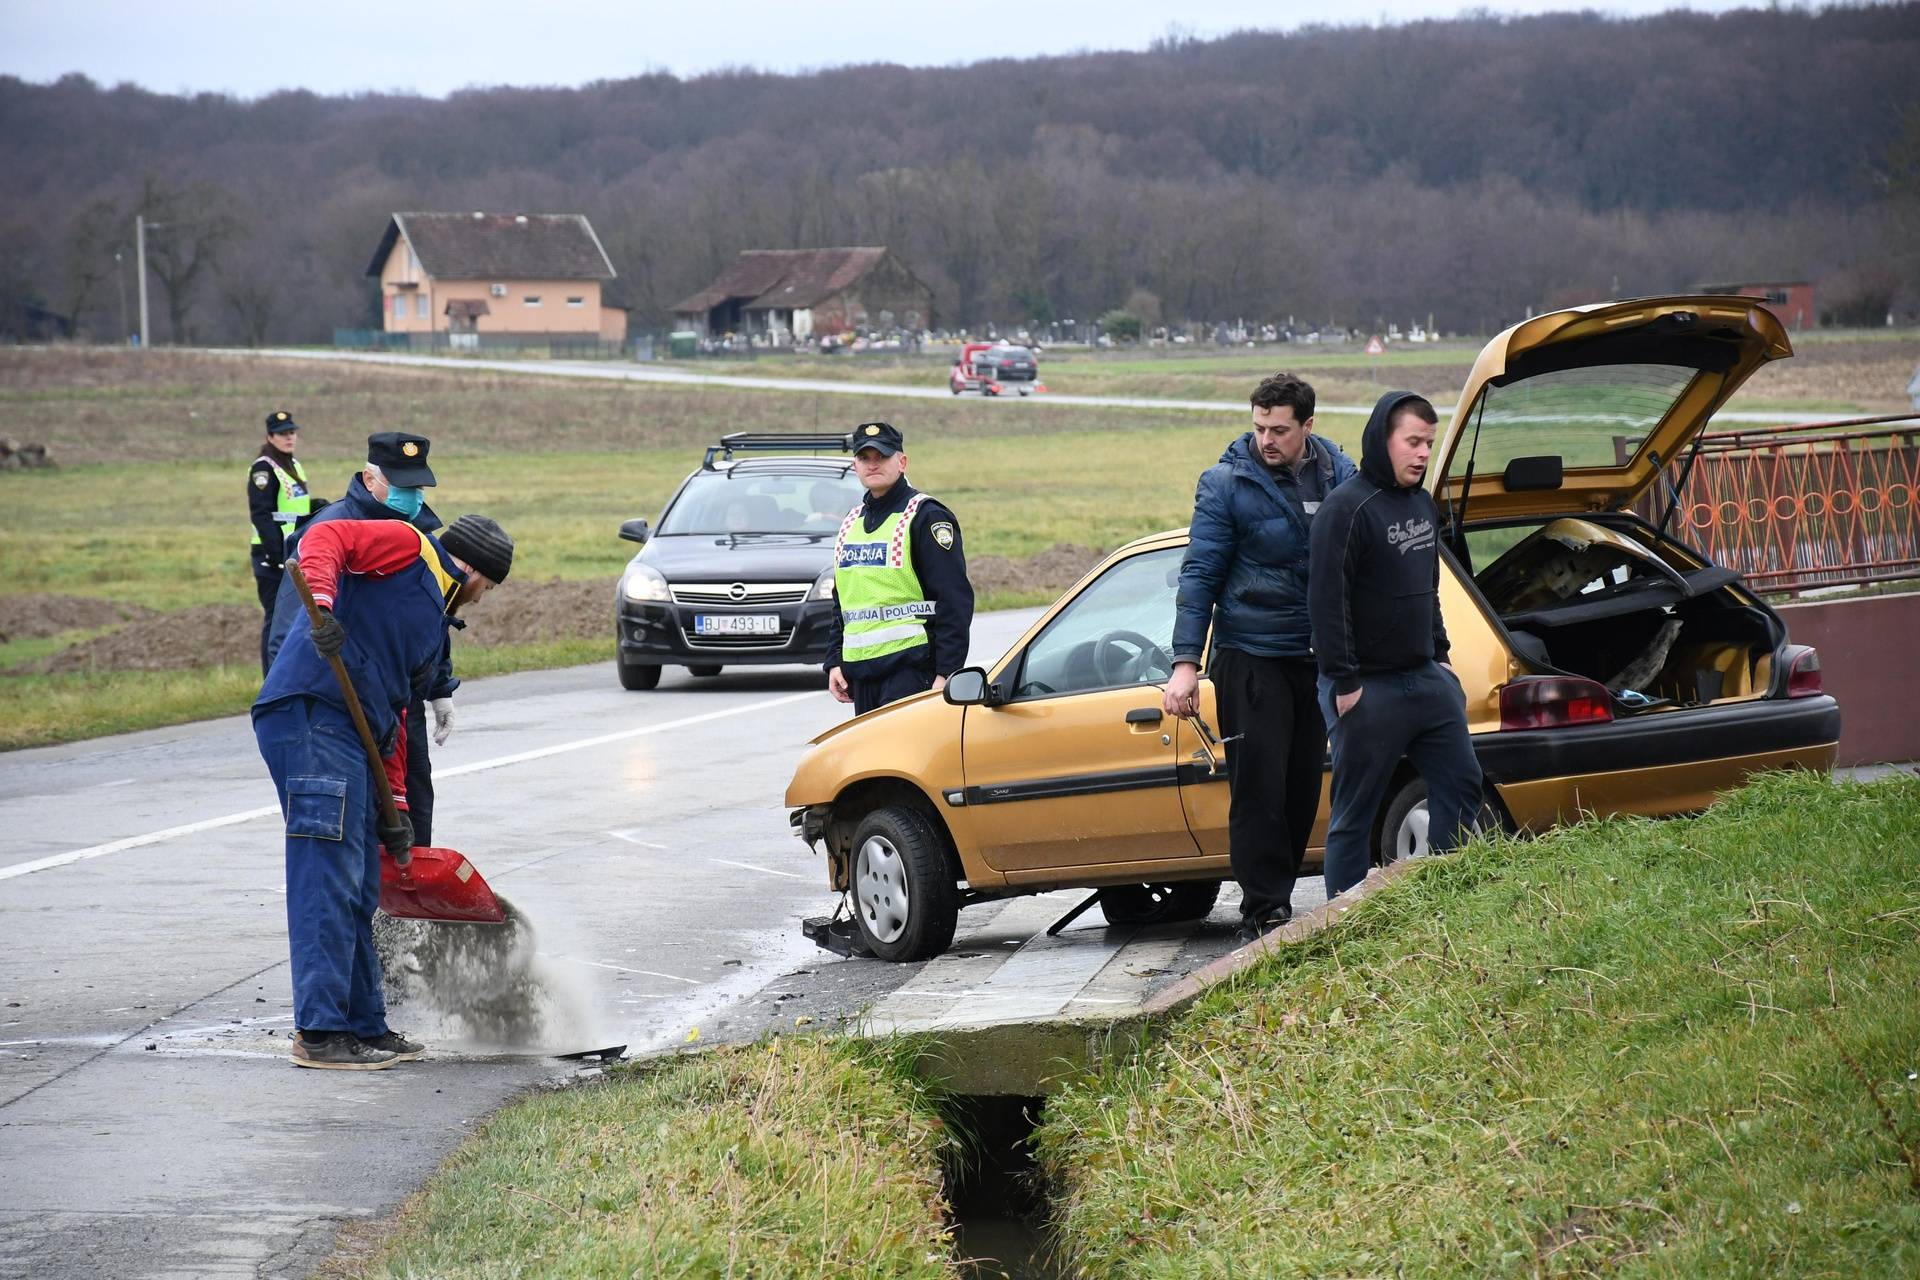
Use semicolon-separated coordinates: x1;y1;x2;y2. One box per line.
849;805;958;962
688;664;723;678
616;653;661;691
950;386;961;396
1378;778;1504;866
1098;880;1221;927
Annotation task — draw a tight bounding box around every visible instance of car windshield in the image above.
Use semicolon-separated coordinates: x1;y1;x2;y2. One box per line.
658;470;863;535
1449;363;1700;478
991;347;1034;361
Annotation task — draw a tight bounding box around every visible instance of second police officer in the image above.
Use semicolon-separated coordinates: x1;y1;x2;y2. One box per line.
824;421;976;715
248;410;324;675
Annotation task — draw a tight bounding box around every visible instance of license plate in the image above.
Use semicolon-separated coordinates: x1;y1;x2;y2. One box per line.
694;614;779;636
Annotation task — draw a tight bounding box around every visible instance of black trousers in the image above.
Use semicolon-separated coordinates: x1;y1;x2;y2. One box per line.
1212;648;1325;924
254;567;282;676
404;696;435;847
850;664;934;717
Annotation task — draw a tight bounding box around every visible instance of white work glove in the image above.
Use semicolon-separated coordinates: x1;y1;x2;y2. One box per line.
430;697;456;746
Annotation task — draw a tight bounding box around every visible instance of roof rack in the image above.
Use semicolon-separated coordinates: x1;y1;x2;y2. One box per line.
703;431;853;470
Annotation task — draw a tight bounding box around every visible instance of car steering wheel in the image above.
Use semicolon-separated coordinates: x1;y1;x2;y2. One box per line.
1092;630;1173;687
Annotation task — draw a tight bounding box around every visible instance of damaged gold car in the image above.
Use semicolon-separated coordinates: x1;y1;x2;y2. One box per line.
787;296;1841;960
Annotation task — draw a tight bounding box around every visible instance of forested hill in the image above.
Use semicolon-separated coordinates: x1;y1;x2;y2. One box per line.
4;3;1917;344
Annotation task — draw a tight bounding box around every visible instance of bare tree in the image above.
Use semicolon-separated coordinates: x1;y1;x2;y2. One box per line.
136;174;240;344
64;197;122;339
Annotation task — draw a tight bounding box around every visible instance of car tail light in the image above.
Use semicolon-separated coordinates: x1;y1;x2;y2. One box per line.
1499;675;1615;730
1784;645;1823;698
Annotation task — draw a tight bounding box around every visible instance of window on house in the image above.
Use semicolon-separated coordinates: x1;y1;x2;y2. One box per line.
566;296;585;307
415;294;428;318
524;296;542;307
393;295;406;319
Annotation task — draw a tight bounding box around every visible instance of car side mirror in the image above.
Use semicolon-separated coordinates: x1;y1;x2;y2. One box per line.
943;667;993;706
619;518;650;544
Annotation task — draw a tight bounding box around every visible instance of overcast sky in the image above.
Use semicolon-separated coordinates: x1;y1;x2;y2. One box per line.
0;0;1785;99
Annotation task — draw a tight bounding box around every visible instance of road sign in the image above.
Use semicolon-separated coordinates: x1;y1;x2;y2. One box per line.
1364;335;1386;356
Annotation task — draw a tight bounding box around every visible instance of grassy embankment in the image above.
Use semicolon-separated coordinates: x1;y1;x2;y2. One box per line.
0;348;1362;748
330;1034;962;1279
332;771;1918;1276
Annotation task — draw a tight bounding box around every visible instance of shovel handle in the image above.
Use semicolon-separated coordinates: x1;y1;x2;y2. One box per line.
285;561;411;865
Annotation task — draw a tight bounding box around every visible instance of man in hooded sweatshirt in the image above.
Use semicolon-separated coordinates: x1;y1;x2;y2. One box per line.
1166;373;1357;941
1307;391;1484;898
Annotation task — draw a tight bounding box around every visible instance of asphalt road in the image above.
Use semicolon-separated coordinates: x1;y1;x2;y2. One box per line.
0;611;1042;1278
236;347;1839;425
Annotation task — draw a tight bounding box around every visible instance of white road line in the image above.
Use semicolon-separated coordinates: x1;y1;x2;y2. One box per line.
607;830;669;849
0;690;824;884
709;858;809;879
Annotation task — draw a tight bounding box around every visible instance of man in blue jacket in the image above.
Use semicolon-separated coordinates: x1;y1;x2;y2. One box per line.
1307;391;1483;899
1166;373;1357;941
266;432;457;846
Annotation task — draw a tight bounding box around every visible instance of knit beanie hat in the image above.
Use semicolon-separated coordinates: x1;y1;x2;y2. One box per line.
439;514;514;584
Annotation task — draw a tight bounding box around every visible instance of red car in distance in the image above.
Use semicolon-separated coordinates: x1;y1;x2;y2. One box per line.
950;342;1046;396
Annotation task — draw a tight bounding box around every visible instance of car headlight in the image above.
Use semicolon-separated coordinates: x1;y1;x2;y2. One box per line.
622;564;671;603
811;567;836;600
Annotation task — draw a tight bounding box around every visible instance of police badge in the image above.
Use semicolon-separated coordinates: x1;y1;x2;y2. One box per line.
931;521;955;550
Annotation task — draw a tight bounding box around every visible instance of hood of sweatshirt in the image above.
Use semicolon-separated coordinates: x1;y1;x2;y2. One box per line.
1359;390;1428;490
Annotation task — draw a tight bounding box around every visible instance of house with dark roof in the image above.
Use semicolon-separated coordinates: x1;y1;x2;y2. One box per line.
671;248;931;343
366;212;624;343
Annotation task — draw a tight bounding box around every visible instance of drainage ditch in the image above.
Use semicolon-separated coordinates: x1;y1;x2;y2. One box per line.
943;1094;1065;1280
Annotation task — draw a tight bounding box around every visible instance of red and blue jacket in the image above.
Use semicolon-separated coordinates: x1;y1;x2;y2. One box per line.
255;520;466;793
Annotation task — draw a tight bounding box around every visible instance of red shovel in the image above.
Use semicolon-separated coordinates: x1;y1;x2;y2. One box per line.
286;561;507;924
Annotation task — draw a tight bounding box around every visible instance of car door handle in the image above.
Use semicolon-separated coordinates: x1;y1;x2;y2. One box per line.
1124;707;1162;725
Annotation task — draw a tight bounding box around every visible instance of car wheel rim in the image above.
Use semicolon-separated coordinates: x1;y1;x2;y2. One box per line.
856;835;909;944
1396;801;1432;861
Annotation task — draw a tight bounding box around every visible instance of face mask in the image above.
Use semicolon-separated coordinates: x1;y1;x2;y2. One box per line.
383;485;424;518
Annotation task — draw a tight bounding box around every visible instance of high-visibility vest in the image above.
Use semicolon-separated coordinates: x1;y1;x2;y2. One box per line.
834;493;935;664
249;455;314;545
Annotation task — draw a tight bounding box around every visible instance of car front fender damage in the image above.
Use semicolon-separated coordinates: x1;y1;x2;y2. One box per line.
790;804;846;889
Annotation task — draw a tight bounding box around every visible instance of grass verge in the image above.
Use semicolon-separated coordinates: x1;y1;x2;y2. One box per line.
1035;771;1920;1276
333;1036;961;1279
0;637;611;752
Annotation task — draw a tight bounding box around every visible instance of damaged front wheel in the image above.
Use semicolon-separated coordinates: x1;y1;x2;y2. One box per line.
849;806;958;962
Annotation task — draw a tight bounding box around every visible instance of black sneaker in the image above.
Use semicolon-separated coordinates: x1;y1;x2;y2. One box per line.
1234;908;1293;945
359;1030;426;1062
290;1031;399;1071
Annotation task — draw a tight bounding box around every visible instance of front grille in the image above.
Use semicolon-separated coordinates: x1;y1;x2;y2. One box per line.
670;582;811;606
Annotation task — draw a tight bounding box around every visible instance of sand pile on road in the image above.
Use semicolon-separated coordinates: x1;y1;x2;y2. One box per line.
0;594;156;643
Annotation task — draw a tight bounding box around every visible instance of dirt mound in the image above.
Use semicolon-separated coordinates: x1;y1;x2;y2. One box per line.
453;577;614;647
20;603;257;674
0;594;157;643
969;544;1104;596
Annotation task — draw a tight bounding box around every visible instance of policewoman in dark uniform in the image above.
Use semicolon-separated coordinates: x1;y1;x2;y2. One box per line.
824;421;975;716
248;410;324;674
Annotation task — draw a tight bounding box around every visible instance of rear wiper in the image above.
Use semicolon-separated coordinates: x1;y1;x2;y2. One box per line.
1449;395;1487;547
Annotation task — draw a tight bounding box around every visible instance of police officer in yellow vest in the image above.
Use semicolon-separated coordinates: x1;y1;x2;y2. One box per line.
248;410;325;674
825;421;975;716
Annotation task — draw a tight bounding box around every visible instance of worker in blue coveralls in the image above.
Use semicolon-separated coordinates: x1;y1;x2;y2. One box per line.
253;513;514;1070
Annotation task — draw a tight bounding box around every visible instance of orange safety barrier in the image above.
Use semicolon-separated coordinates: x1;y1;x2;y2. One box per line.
1629;414;1920;596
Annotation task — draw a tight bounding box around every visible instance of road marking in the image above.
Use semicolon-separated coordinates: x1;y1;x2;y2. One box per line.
546;955;702;984
0;690;825;884
709;857;809;880
607;830;669;849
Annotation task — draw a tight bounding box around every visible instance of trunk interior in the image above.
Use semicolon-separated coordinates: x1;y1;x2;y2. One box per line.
1466;517;1782;714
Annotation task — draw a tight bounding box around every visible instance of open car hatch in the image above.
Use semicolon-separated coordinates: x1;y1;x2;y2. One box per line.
1432;296;1793;522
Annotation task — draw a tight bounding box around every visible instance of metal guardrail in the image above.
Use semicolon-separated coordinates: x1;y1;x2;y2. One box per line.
1644;413;1920;596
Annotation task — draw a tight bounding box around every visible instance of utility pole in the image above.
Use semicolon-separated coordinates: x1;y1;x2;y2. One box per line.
114;248;129;344
135;214;150;348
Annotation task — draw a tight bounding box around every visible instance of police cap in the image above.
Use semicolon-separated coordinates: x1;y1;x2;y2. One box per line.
366;431;438;487
851;421;904;457
265;410;298;435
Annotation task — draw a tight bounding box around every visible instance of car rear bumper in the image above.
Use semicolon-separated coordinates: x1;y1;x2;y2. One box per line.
1477;694;1841;829
616;598;837;666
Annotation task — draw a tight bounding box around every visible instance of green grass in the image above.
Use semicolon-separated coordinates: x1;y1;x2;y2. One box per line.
341;1036;961;1279
1035;771;1920;1277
